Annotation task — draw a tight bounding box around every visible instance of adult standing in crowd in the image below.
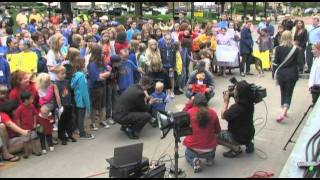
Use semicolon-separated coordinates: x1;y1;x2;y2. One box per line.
239;20;254;77
293;20;308;73
309;42;320;104
273;31;301;122
281;14;294;31
305;16;320;73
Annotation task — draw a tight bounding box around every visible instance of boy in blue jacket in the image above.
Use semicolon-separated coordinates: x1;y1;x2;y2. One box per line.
0;49;10;89
71;56;94;140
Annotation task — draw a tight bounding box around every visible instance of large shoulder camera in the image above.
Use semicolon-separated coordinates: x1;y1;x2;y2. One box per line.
227;77;267;104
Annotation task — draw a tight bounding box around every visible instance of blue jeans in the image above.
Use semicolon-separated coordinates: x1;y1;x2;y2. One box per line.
185;148;215;168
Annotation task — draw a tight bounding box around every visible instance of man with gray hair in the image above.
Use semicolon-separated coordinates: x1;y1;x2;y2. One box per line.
305;16;320;73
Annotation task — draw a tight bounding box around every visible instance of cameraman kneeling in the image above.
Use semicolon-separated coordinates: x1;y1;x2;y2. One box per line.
218;80;255;158
183;93;221;173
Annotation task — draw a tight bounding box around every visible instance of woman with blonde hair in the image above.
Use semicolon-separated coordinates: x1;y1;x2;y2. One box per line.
47;34;65;82
273;30;301;122
145;39;161;72
107;27;117;56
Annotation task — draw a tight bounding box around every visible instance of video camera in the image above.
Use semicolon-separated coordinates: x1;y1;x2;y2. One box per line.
227;77;267;104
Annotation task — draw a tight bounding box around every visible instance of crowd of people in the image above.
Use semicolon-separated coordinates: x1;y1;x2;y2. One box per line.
0;7;320;173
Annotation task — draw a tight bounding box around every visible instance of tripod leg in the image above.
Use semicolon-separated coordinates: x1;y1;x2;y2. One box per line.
283;105;313;151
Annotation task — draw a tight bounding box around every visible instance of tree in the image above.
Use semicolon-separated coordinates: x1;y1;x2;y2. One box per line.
243;2;248;19
253;2;257;23
134;2;143;17
60;2;72;18
221;2;225;14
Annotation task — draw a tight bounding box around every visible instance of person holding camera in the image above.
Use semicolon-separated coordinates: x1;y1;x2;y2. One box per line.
309;42;320;104
183;93;221;173
218;80;255;158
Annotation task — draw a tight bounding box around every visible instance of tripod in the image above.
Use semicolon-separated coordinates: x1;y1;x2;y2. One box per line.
283;104;314;151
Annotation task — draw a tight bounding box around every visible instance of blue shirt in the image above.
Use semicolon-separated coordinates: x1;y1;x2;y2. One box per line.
151;91;167;112
308;25;320;44
71;71;91;113
218;20;229;29
118;60;138;93
87;61;107;89
127;28;141;43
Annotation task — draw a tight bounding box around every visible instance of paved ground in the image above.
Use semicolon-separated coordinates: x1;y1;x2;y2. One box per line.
0;16;315;178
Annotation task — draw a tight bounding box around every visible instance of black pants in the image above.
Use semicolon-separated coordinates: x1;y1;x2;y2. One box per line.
278;79;297;108
240;54;251;73
38;133;53;150
114;112;151;133
106;84;119;119
58;105;73;141
298;47;306;72
306;43;314;71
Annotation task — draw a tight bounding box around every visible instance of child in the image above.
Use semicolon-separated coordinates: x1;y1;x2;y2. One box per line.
256;28;273;72
71;56;94;140
36;105;55;154
14;91;41;158
35;73;61;131
54;65;76;145
199;49;212;72
137;43;148;73
105;55;122;125
128;40;141;83
87;44;110;131
173;41;184;95
150;82;169;127
0;51;11;88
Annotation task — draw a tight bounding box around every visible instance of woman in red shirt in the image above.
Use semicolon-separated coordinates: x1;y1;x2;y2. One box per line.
183;93;221;173
9;70;39;108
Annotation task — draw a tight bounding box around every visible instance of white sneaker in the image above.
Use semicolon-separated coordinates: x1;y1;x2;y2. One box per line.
91;124;99;131
49;147;54;152
107;118;116;125
170;93;175;99
53;124;58;132
42;150;47;154
100;121;110;129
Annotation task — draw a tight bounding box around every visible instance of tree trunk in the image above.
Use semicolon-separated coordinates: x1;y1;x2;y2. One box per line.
91;2;95;9
221;2;225;15
243;2;248;20
60;2;72;19
264;2;267;17
253;2;256;23
135;2;143;17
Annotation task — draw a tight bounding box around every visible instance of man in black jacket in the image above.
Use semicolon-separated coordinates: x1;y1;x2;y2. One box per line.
113;76;156;139
218;80;255;158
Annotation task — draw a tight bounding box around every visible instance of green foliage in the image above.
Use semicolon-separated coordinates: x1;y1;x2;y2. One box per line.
290;2;320;9
233;3;264;15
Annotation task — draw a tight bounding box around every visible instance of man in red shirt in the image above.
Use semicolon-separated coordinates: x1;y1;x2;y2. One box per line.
1;112;30;162
183;93;221;173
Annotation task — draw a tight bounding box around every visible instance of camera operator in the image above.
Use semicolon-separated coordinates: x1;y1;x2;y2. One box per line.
309;42;320;104
183;93;221;173
218;80;255;158
113;76;156;139
185;61;215;101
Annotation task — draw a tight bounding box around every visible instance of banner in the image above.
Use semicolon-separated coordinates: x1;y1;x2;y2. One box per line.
216;45;239;63
6;52;38;73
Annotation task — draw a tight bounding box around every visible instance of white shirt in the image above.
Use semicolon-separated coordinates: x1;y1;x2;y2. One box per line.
46;50;60;81
309;57;320;88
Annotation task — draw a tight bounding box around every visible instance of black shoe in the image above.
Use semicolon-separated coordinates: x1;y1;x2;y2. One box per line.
223;149;242;158
246;142;254;154
304;70;310;74
125;128;139;139
174;90;184;95
61;140;68;145
246;72;254;76
68;136;77;142
120;126;127;132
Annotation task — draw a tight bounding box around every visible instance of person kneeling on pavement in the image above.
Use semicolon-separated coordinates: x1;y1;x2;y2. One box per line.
113;76;156;139
183;93;221;173
186;61;215;101
218;80;255;158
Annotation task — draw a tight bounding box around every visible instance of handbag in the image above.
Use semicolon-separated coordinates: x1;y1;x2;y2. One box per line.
273;46;297;85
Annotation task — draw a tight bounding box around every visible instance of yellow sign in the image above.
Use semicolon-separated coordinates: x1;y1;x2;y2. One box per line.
194;12;204;17
7;52;38;73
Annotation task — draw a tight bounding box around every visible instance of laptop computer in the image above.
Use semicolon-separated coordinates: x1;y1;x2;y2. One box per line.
107;143;143;168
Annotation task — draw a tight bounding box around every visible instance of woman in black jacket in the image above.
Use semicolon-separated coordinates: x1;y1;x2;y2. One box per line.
274;31;301;123
293;20;308;73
